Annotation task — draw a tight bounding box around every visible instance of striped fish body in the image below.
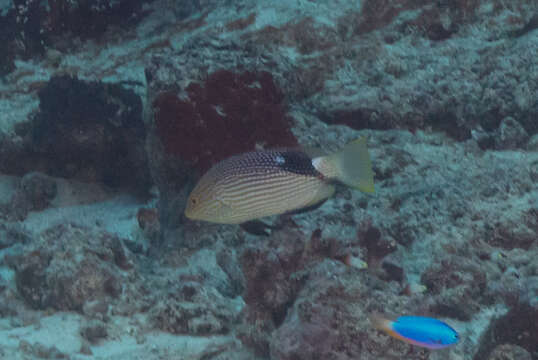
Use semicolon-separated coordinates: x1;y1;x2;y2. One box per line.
185;137;375;224
185;150;335;224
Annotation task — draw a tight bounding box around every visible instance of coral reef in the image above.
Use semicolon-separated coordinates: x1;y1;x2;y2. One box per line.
0;0;536;359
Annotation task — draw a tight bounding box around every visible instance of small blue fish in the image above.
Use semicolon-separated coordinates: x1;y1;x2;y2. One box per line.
371;314;459;349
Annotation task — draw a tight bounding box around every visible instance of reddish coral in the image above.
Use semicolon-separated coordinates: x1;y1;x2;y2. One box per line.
153;70;297;172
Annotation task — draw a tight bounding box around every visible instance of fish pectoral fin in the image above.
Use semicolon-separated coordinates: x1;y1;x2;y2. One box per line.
284;197;329;216
285;184;335;216
240;220;279;236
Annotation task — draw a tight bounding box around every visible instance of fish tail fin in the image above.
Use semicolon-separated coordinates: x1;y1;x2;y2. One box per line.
369;312;393;332
315;137;375;193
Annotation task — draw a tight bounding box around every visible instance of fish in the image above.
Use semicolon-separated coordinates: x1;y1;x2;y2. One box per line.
184;137;375;224
370;314;459;349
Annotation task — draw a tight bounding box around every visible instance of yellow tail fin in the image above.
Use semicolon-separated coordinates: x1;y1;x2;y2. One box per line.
318;137;375;193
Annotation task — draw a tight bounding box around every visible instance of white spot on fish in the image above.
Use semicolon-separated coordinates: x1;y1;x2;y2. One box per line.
275;155;285;165
312;157;322;171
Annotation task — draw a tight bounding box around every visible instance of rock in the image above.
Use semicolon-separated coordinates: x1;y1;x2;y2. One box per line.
269;260;425;360
488;344;532;360
12;224;132;311
136;207;160;243
79;341;93;356
80;320;108;344
149;283;240;335
381;260;404;283
8;172;57;220
526;134;538;151
358;220;397;261
18;340;68;359
8;75;151;195
2;0;148;72
216;248;245;298
0;223;32;250
240;229;306;326
475;304;538;359
495;117;529;150
421;259;487;321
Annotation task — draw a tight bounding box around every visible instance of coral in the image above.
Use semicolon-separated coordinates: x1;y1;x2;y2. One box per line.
18;75;152;194
152;70;297;173
10;224;132;311
421;259;488;320
149;283;239;335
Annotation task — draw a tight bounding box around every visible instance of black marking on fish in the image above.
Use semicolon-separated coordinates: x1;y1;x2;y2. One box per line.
284;197;328;215
240;220;280;236
276;151;320;177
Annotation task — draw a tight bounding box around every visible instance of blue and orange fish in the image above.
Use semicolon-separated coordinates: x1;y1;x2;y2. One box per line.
371;314;459;349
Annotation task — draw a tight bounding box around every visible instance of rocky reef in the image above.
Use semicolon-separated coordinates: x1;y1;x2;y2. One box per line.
0;0;536;359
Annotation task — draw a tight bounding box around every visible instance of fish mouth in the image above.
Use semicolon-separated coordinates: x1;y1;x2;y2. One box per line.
184;207;196;220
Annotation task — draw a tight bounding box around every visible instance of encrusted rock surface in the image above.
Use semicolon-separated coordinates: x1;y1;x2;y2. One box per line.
0;0;536;359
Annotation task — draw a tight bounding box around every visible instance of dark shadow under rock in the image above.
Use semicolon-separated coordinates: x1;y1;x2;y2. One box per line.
8;75;151;195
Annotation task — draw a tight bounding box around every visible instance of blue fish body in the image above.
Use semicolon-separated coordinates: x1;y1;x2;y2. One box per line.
390;316;459;349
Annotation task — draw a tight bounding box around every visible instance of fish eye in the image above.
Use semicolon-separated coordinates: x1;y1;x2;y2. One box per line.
191;198;197;205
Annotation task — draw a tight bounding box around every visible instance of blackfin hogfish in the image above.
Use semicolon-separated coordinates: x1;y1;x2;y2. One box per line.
185;137;375;224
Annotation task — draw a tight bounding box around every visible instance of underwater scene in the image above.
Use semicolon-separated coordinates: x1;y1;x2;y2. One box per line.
0;0;537;359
